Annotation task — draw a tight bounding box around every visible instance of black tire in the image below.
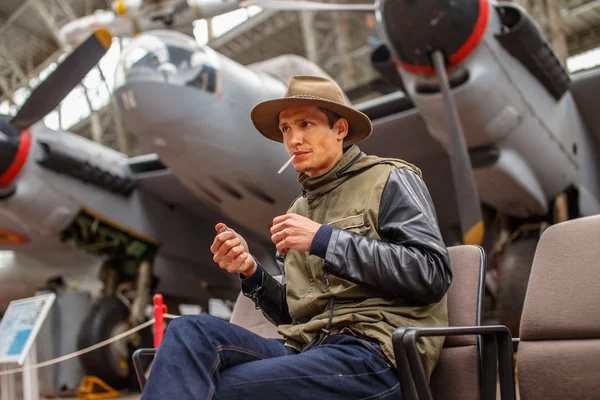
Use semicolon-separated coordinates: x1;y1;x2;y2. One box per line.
77;296;153;390
496;238;538;337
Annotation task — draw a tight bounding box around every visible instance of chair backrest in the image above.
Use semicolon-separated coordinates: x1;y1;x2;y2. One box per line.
229;276;284;339
429;245;486;400
518;215;600;400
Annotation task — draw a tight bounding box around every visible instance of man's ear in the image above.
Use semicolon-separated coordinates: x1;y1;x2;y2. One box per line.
336;118;349;141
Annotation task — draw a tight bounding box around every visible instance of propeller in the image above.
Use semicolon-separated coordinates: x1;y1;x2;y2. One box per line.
11;29;113;130
0;28;112;189
239;0;375;12
431;50;484;245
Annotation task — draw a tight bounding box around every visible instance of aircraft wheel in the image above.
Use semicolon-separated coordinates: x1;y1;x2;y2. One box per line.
77;296;153;390
496;238;538;337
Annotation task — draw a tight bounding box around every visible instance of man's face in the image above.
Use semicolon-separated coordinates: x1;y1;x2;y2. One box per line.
278;106;348;177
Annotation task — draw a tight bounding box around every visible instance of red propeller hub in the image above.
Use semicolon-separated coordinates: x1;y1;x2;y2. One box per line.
0;117;32;187
378;0;490;75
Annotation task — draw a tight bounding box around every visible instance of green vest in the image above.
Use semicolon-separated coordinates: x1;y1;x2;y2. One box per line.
277;144;448;378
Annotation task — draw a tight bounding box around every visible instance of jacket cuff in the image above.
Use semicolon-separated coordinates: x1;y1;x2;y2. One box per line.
240;257;263;292
309;224;333;258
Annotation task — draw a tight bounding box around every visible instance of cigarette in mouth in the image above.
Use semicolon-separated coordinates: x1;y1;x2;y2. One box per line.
278;154;296;174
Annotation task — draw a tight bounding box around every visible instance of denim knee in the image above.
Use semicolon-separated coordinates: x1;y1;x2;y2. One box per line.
165;314;224;339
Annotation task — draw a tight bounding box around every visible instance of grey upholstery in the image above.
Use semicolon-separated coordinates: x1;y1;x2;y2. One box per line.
229;276;284;339
428;245;485;400
518;215;600;400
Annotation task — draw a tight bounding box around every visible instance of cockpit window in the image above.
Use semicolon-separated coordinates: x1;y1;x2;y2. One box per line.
114;30;220;95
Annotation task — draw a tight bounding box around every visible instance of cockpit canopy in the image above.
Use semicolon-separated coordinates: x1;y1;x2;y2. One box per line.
114;30;220;93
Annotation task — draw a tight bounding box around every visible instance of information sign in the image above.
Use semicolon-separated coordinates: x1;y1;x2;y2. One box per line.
0;293;56;366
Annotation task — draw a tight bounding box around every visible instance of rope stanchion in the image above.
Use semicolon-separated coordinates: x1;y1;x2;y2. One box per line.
0;319;155;376
153;294;168;348
0;294;185;379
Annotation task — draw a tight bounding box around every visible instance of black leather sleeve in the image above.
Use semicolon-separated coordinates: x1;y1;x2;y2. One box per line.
323;168;452;305
242;252;293;326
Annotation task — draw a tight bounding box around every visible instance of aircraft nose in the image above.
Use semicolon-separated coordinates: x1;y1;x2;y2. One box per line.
114;30;206;91
377;0;489;74
0;116;31;187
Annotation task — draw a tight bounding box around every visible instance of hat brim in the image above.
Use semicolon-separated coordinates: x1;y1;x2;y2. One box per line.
250;97;372;144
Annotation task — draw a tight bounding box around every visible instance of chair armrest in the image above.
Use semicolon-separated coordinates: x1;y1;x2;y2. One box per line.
133;348;157;391
393;325;516;400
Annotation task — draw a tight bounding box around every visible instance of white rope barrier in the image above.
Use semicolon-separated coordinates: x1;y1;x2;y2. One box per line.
0;318;156;376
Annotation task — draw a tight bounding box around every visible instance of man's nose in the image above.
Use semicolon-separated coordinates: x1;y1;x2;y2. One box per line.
287;128;303;146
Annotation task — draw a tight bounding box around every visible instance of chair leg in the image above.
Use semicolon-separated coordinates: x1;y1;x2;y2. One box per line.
392;328;420;400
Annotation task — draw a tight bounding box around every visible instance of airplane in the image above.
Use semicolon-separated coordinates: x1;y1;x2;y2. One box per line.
57;0;376;47
1;0;599;391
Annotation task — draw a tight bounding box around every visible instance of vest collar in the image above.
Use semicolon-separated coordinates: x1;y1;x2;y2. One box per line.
298;145;363;197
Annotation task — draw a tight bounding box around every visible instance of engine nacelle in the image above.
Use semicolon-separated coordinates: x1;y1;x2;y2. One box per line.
389;2;580;218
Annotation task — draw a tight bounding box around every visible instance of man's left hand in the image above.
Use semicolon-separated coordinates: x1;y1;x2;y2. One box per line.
270;213;321;255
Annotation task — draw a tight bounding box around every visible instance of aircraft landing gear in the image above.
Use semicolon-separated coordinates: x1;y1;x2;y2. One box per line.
77;260;154;390
489;190;576;337
492;223;546;337
495;236;538;337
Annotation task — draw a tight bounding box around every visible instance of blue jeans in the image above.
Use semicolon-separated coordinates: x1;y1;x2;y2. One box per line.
141;315;400;399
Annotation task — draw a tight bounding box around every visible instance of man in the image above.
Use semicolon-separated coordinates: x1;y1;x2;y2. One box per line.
141;76;452;399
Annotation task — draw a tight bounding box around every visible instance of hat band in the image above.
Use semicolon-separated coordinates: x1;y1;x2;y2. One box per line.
288;94;335;101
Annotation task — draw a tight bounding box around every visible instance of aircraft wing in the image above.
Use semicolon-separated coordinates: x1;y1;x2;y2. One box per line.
126;155;282;274
127;154;220;218
356;92;461;244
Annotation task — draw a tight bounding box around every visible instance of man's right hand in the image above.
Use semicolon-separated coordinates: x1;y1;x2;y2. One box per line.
210;223;257;278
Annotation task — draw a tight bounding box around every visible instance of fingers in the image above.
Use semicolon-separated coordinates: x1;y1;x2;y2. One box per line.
276;243;289;255
271;213;299;233
272;214;291;226
217;250;254;275
212;239;242;264
211;223;255;275
214;245;244;270
271;214;299;255
270;228;285;246
271;214;294;235
225;250;248;270
210;231;236;254
215;223;227;233
274;232;293;255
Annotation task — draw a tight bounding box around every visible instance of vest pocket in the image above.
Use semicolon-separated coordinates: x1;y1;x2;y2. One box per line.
326;213;370;234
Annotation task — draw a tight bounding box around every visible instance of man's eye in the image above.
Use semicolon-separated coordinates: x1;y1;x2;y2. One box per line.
281;126;290;133
302;121;312;128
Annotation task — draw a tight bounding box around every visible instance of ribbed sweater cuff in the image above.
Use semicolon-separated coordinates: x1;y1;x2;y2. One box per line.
309;224;333;258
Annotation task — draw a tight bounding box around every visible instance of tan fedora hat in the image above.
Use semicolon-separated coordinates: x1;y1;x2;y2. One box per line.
250;75;372;144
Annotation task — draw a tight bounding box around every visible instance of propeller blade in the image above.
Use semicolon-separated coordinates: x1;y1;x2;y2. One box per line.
431;50;484;245
240;0;375;12
11;29;113;130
